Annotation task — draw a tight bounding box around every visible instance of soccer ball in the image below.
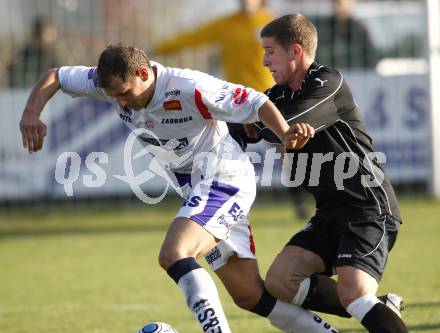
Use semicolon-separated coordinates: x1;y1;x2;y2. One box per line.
136;322;179;333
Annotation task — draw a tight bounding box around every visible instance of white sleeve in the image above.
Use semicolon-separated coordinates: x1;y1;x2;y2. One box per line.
57;66;112;102
193;73;268;123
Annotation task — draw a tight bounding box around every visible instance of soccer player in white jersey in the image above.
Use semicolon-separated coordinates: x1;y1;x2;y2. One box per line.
19;44;337;333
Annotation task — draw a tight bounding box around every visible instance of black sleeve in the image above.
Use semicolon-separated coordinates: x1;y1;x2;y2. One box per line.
254;68;343;143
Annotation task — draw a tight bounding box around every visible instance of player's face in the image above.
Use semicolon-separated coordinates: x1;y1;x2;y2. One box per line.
240;0;264;13
262;36;297;86
104;73;151;111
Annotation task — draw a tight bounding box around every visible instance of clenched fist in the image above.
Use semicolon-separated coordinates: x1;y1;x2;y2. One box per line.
284;123;315;150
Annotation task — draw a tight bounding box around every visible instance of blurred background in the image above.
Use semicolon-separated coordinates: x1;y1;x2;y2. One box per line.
0;0;437;209
1;1;440;332
0;0;437;210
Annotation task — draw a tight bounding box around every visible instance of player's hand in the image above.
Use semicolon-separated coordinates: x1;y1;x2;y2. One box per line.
19;111;47;153
243;124;261;139
284;123;314;150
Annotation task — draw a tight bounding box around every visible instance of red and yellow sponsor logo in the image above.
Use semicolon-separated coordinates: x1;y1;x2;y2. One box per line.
163;100;182;111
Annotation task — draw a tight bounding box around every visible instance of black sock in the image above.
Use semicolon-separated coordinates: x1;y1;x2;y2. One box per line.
250;288;277;317
361;303;408;333
302;275;351;318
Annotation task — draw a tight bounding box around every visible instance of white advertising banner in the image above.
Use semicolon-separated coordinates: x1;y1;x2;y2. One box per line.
0;71;430;200
0;91;168;200
345;71;430;182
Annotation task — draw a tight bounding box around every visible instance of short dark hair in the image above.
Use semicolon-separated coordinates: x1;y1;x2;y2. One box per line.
97;44;151;88
260;14;318;60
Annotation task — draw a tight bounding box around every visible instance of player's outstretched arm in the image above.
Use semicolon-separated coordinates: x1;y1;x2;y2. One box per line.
258;100;314;149
20;68;60;153
258;100;289;143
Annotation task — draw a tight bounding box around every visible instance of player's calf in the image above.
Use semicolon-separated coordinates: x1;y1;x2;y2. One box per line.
250;288;340;333
264;272;304;302
347;295;408;333
290;274;404;319
298;275;351;317
167;257;232;333
265;248;317;302
217;256;340;333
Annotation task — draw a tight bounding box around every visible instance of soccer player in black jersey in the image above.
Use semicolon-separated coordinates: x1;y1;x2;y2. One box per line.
230;14;407;333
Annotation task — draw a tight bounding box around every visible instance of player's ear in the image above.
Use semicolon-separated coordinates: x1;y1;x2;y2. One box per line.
137;67;149;82
287;44;296;61
291;43;302;60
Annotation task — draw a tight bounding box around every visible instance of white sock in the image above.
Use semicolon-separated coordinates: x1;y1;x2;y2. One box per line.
346;294;380;322
291;277;311;305
268;300;340;333
177;268;231;333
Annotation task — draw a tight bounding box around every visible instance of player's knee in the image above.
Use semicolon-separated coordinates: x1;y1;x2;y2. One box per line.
232;292;261;311
338;294;356;309
264;274;283;299
159;241;196;270
158;251;171;270
158;248;182;270
265;269;303;302
337;268;379;309
337;284;363;309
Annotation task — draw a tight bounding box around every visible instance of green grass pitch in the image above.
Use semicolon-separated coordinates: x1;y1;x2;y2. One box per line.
1;197;439;332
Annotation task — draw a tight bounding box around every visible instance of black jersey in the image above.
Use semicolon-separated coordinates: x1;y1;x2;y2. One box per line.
236;62;401;221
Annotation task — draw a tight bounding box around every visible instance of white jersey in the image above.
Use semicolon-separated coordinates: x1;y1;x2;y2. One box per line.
58;61;268;173
58;62;269;275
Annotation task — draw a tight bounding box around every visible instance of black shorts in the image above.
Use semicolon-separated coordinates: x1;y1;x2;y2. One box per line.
287;214;400;282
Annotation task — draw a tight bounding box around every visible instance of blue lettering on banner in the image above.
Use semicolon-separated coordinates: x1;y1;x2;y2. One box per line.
374;141;428;167
365;89;388;130
404;87;427;129
47;98;127;188
364;85;428;131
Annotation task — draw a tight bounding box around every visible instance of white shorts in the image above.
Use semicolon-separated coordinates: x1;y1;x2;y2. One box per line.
175;144;257;270
176;174;257;271
203;217;257;271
